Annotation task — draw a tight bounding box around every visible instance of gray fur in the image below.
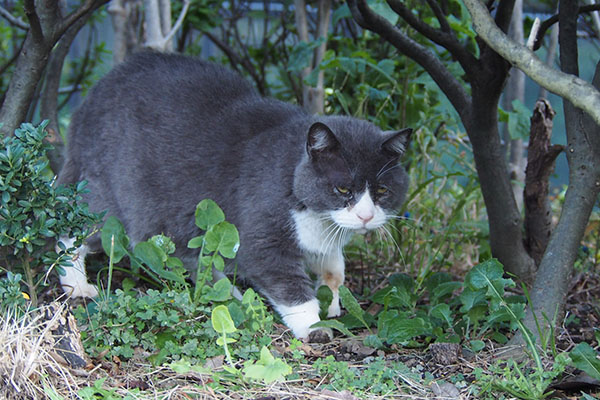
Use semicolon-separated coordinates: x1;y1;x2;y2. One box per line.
58;52;411;307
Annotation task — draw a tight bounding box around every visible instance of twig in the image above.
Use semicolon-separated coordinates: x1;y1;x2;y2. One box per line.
526;17;541;50
534;4;600;50
0;5;29;29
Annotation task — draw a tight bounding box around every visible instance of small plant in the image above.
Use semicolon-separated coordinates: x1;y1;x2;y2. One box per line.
0;271;27;316
0;122;102;306
76;200;274;367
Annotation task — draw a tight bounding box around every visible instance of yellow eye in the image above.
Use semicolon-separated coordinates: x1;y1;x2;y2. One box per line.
377;186;388;194
335;186;350;194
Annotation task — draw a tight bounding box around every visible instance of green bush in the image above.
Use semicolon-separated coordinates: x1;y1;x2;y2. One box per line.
0;121;103;305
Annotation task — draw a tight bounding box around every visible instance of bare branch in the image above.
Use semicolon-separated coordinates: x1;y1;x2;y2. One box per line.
162;0;190;46
526;17;540;50
463;0;600;128
62;0;108;34
533;4;600;50
0;5;29;29
348;0;472;122
425;0;451;32
386;0;478;75
23;0;43;42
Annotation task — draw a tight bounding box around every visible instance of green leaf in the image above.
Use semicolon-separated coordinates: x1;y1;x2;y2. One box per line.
367;0;398;25
570;342;600;380
465;259;513;310
187;235;204;249
287;39;325;73
243;346;292;383
310;319;354;337
339;286;370;331
469;340;486;352
204;278;233;302
377;310;431;344
429;303;453;328
101;216;130;263
211;305;237;334
195;199;225;230
317;285;333;320
507;99;531;140
133;241;187;285
169;358;210;375
204;221;240;259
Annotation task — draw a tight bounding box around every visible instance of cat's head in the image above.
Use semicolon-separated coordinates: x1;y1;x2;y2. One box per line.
293;117;412;232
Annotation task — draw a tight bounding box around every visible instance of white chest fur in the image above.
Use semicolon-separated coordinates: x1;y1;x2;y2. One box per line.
292;208;351;256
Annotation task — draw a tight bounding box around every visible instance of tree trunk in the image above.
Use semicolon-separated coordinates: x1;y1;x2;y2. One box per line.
501;0;526;211
0;0;109;137
40;15;90;173
514;0;600;348
0;34;51;137
294;0;331;114
468;83;537;282
108;0;130;64
523;100;562;265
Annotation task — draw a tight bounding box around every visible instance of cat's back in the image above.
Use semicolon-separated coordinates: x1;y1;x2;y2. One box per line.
77;52;254;122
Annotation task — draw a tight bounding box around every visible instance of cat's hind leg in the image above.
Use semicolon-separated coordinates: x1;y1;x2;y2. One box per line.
57;237;98;298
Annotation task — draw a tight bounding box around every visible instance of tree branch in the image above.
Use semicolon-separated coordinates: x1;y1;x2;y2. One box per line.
534;4;600;50
385;0;478;76
23;0;43;42
0;5;29;29
425;0;451;32
462;0;600;128
348;0;472;122
162;0;190;47
203;31;265;94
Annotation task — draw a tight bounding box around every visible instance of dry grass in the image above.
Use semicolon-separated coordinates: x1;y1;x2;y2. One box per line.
0;302;81;399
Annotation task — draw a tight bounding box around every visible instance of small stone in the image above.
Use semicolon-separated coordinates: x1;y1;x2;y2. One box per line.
428;342;461;365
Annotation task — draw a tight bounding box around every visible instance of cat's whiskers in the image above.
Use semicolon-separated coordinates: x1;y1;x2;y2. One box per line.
376;160;402;179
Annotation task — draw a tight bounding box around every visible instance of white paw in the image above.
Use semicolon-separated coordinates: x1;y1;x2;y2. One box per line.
274;299;321;339
62;281;99;298
327;299;341;318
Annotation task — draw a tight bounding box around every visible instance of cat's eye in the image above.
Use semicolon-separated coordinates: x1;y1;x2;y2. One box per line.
376;186;389;195
335;186;351;195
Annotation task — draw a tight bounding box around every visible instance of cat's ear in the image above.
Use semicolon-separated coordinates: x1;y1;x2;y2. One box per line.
381;128;412;157
306;122;340;156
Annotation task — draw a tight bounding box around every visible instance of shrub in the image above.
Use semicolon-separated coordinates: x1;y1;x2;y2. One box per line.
0;121;102;305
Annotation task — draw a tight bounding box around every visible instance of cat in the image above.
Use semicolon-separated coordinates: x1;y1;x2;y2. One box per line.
57;51;411;341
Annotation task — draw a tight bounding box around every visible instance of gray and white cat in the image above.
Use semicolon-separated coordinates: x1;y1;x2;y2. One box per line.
57;52;411;340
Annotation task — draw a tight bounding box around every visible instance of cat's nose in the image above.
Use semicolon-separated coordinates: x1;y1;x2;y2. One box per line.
358;213;374;224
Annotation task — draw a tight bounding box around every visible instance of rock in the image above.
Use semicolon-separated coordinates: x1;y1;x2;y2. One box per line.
428;342;461;365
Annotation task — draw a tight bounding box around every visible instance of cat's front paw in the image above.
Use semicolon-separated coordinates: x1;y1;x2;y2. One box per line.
275;299;321;339
61;281;99;298
308;327;333;343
